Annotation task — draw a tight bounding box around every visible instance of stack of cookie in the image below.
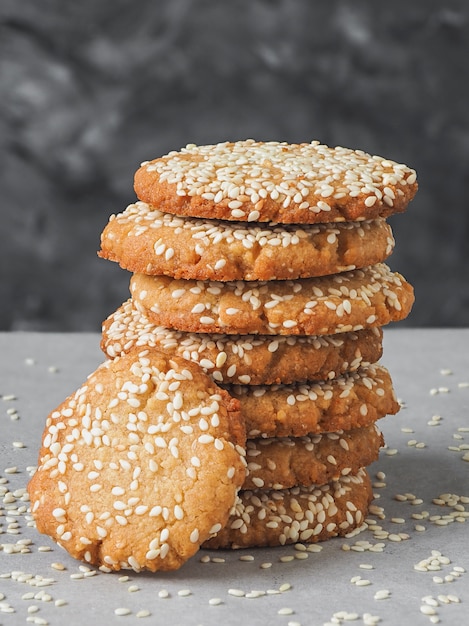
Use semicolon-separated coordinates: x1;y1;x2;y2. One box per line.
98;140;416;549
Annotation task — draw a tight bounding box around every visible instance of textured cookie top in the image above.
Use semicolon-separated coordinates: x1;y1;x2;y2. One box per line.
130;263;414;336
134;140;417;224
28;348;246;572
99;201;395;280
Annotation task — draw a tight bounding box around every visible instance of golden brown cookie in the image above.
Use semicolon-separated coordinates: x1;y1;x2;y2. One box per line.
28;348;246;572
204;468;373;549
229;364;399;439
134;140;417;224
99;202;395;281
130;263;414;336
101;300;384;385
244;424;383;490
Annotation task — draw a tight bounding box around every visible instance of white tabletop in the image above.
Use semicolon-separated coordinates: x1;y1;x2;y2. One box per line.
1;329;468;625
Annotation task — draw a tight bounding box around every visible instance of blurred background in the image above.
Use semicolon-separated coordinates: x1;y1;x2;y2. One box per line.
1;0;468;331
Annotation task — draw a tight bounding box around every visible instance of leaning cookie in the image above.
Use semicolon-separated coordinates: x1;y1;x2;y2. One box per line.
28;348;246;572
204;468;373;549
101;300;384;385
229;364;399;439
244;424;383;490
99;202;395;281
130;263;414;336
134;140;417;224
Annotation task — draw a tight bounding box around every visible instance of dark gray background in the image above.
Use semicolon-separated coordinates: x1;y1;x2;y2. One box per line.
1;0;468;331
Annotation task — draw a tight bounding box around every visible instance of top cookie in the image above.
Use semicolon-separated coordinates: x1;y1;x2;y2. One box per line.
28;348;246;572
134;140;417;224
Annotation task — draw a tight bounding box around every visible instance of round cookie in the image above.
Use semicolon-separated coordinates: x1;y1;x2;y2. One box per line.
99;202;395;281
130;263;414;336
28;348;246;572
244;424;383;490
101;299;384;385
204;468;373;549
134;140;417;224
229;364;399;439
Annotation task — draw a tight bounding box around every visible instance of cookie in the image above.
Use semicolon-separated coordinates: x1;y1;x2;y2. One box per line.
101;300;384;385
28;348;246;572
204;468;372;549
244;424;383;490
99;202;395;281
134;140;417;224
230;364;399;439
130;263;414;336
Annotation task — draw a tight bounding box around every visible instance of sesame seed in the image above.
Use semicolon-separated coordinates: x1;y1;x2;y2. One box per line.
114;607;132;616
228;588;246;597
420;605;436;616
374;589;391;600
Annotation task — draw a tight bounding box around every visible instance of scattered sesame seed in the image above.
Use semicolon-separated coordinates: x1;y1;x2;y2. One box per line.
420;605;436;616
114;607;132;616
278;607;294;615
374;589;391;600
177;589;192;597
50;563;66;571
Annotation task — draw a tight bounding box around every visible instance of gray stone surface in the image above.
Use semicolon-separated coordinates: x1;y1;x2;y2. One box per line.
1;0;468;330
